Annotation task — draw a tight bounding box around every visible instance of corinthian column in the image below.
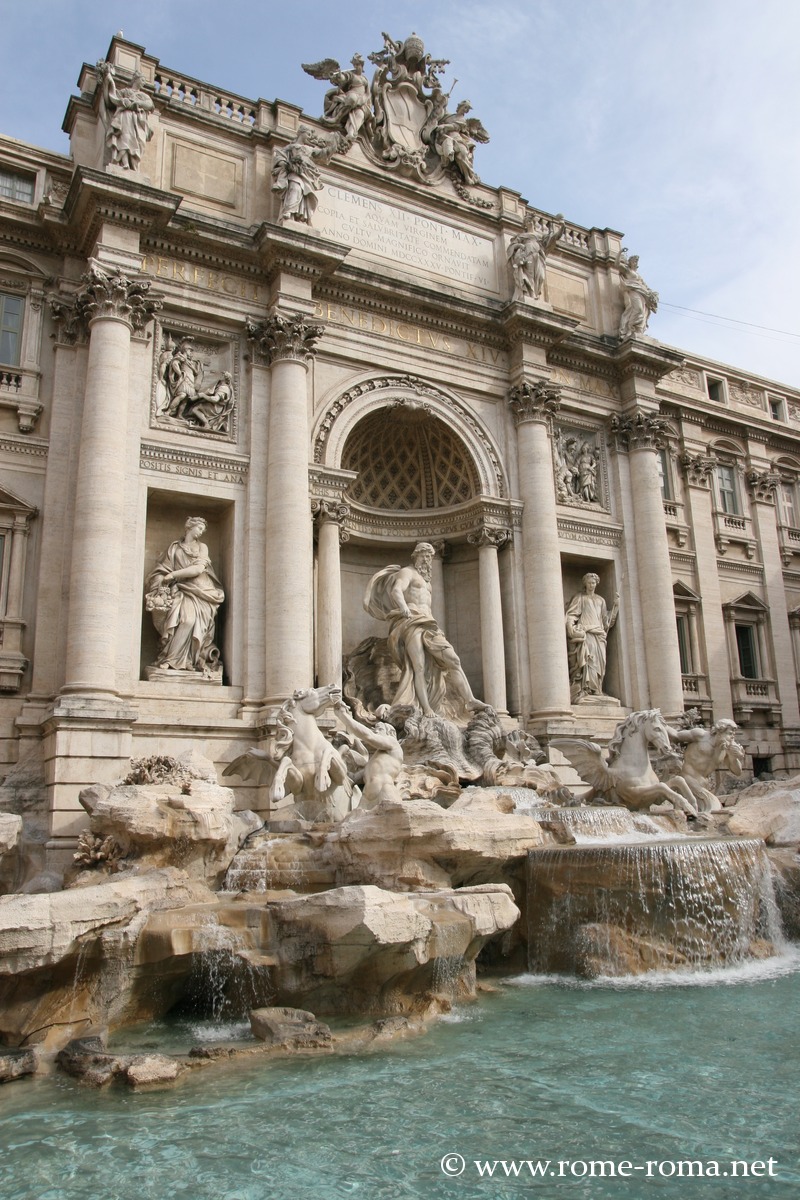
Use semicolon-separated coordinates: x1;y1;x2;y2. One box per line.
610;409;683;716
312;499;349;688
468;526;509;713
63;265;161;696
248;311;324;701
508;380;572;722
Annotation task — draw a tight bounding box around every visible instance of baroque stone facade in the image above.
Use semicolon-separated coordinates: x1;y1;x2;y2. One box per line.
1;33;799;863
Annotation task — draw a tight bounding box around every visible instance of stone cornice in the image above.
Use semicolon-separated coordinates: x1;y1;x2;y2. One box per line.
557;515;624;547
254;222;350;284
339;495;521;545
500;301;579;351
56;167;182;257
613;337;685;385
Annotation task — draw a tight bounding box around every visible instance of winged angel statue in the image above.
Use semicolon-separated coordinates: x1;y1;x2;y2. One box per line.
301;54;372;142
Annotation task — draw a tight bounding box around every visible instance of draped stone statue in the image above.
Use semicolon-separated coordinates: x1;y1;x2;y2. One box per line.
145;517;225;681
565;572;619;702
618;249;659;339
96;61;154;172
364;542;489;722
508;214;566;302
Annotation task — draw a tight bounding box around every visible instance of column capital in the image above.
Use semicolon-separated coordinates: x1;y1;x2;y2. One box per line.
608;408;669;453
311;498;350;542
681;452;716;488
467;526;510;549
247;309;324;365
49;264;162;341
747;468;781;504
508;378;561;426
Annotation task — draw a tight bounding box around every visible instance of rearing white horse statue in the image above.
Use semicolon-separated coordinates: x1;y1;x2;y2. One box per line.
553;709;698;816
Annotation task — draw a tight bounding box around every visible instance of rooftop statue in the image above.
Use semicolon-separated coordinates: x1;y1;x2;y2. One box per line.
618;249;659;338
364;541;490;722
508;214;566;302
302;54;372;142
96;61;154;172
424;95;488;187
272;127;336;224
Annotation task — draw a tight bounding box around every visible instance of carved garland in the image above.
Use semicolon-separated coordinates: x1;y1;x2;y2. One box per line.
313;374;507;498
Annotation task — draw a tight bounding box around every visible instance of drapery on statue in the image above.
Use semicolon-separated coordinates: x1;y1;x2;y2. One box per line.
565;572;619;702
145;517;225;678
426;97;489;186
618;249;659;339
364;542;489;722
302;54;372;141
508;214;566;302
96;61;154;171
665;719;745;812
272;128;332;224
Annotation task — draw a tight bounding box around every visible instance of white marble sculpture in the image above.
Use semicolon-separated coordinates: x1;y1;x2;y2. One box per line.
565;572;619;702
272;128;332;224
508;214;566;302
96;61;154;172
302;54;372;141
364;542;489;722
665;719;745;812
618;249;659;338
156;335;234;434
555;431;600;505
427;97;488;187
145;517;225;680
333;700;404;807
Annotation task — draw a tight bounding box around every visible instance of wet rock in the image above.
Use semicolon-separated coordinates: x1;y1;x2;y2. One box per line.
768;849;800;939
125;1053;182;1087
724;784;800;847
0;1047;37;1083
77;754;260;887
56;1036;121;1087
249;1006;333;1048
575;922;687;978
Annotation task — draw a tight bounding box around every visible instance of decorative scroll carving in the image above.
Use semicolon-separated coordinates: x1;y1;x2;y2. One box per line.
665;367;702;389
608;410;669;452
729;382;764;409
507;379;561;426
96;61;154;172
747;469;781;503
467;527;510;549
618;249;658;339
681;452;716;488
311;497;351;543
246;311;324;364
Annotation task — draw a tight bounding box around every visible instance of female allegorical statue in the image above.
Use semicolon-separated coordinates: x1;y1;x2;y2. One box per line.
564;572;619;702
145;517;225;678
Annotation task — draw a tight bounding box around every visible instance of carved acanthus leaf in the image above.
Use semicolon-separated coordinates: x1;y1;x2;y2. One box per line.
681;452;717;488
467;526;510;549
52;266;162;340
246;311;324;365
507;379;561;426
747;469;781;503
609;410;669;452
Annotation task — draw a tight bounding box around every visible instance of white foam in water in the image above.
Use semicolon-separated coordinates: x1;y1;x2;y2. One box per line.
508;946;800;990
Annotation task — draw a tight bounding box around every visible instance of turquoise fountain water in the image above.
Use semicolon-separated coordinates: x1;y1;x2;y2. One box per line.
1;956;798;1200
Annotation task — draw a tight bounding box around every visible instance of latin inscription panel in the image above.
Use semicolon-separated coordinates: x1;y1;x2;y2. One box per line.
315;183;500;293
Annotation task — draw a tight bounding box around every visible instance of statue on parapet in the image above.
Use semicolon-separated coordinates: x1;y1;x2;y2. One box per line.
664;719;745;812
272;127;336;225
96;61;154;172
302;54;372;142
508;214;566;302
618;249;659;339
424;94;489;187
364;542;490;723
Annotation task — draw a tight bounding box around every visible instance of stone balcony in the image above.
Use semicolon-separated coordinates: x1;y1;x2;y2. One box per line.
713;509;756;559
730;676;780;724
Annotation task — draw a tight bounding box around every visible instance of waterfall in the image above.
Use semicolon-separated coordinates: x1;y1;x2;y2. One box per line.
539;806;665;842
527;838;786;978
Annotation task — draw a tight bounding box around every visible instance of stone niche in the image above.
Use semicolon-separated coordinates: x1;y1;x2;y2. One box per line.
140;490;235;684
561;557;622;707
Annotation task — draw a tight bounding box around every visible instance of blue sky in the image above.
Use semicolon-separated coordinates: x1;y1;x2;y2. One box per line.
2;0;798;386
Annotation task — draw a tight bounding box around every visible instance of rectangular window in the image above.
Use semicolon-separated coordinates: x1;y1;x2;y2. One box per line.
706;376;725;403
676;614;692;673
0;168;35;204
769;396;786;422
716;464;739;515
780;483;797;528
0;294;23;366
657;448;672;500
735;624;759;679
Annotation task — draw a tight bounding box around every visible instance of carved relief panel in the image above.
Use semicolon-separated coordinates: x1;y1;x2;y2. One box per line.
552;424;607;510
150;322;239;442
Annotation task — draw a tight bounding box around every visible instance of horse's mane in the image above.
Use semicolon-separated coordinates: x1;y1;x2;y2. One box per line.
607;708;661;765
